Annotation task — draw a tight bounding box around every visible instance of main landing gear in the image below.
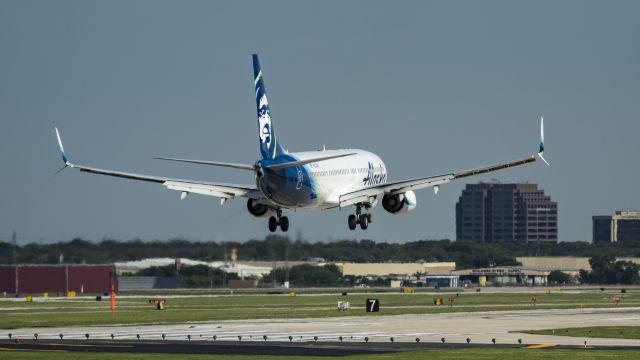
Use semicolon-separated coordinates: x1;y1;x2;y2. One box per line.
348;204;372;230
268;209;289;233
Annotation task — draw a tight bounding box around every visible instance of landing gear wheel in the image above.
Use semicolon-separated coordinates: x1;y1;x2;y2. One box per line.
348;215;357;230
268;216;278;232
359;215;369;230
280;216;289;232
367;213;373;223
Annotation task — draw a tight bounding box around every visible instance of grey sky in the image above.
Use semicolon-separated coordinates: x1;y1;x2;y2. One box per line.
1;1;639;244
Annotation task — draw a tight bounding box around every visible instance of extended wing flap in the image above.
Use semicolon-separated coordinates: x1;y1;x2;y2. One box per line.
164;181;256;199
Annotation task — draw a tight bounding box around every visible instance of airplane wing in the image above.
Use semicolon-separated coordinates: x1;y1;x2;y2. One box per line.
53;128;263;203
339;117;548;208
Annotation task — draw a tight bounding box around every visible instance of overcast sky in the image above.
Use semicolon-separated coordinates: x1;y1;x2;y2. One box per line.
1;1;639;244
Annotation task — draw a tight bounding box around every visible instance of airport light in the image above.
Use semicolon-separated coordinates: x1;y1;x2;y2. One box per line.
33;333;38;340
288;336;293;342
59;334;64;340
136;334;140;340
85;333;90;340
238;335;242;342
390;337;394;343
441;337;445;343
466;338;470;344
7;333;11;339
491;338;496;344
313;336;318;342
187;335;191;341
263;335;268;341
518;338;522;344
364;337;369;343
338;336;343;342
213;335;217;341
415;337;420;343
110;334;115;340
162;334;166;340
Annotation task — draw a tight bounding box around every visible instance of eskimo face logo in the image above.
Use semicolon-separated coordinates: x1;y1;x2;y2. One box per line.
258;94;272;148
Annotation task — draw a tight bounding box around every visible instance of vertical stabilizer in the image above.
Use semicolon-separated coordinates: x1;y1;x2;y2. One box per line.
253;54;285;159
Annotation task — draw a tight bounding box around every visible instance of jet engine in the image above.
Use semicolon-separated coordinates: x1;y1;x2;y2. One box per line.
246;199;274;217
381;191;417;214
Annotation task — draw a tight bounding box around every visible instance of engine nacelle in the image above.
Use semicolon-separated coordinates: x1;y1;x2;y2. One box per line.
246;199;274;218
381;191;417;214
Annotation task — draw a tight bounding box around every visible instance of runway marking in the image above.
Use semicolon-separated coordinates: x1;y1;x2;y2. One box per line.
525;344;558;349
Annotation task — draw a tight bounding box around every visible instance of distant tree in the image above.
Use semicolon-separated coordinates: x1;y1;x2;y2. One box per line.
548;270;571;285
588;254;617;284
138;265;177;277
578;269;591;284
259;264;342;287
5;236;640;270
580;255;640;285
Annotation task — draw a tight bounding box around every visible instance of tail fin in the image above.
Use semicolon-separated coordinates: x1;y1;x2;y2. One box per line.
253;54;285;159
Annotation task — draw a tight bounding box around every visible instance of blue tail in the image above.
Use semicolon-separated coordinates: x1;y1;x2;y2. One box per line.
253;54;285;159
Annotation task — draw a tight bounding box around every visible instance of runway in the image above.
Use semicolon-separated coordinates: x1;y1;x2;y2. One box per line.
1;340;639;356
4;307;640;348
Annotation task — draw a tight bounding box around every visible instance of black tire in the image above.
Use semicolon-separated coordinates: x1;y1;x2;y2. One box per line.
280;216;289;232
268;216;278;232
359;215;369;230
367;213;373;223
348;215;357;230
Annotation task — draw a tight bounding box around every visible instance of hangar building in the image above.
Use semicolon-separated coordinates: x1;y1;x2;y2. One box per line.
0;264;116;295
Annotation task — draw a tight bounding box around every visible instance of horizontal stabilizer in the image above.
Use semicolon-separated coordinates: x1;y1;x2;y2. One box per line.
154;157;255;171
265;153;357;171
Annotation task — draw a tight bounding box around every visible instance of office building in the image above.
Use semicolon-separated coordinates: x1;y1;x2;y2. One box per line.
456;183;558;243
593;210;640;243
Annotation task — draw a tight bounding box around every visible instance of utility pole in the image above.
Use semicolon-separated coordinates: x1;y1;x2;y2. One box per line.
11;231;17;264
222;244;227;288
285;240;290;286
271;241;277;288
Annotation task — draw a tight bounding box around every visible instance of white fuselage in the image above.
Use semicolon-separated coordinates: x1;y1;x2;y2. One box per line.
292;149;387;209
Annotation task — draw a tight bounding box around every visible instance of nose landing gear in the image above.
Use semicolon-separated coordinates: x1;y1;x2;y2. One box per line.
348;204;372;230
268;209;289;232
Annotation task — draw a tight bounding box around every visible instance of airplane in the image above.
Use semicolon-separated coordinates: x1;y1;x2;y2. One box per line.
54;54;549;233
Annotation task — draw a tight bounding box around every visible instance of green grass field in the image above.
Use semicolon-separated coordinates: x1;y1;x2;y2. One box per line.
0;348;638;360
524;326;640;340
0;290;636;329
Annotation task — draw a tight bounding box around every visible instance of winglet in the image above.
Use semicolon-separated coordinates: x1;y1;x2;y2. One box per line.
52;127;73;176
537;117;550;166
55;127;70;165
